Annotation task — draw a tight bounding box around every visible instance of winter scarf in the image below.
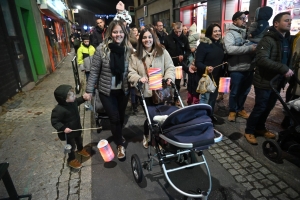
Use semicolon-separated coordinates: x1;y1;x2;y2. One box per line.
108;43;125;86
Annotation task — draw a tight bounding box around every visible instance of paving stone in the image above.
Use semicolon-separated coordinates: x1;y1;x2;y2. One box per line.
215;148;224;153
228;168;239;176
268;185;280;194
213;154;222;159
246;175;256;182
221;145;230;150
225;157;236;164
222;163;232;169
285;187;299;199
229;143;238;148
239;160;251;168
269;198;278;200
276;181;288;189
246;166;257;174
234;147;243;153
208;149;217;155
68;194;79;200
250;189;262;198
257;197;267;200
223;139;232;144
232;154;243;161
276;193;290;200
234;175;247;183
237;169;248;176
253;181;264;189
259;167;271;175
227;149;237;156
252;172;265;180
232;162;242;170
242;182;254;191
218;158;227;164
245;156;255;163
69;178;80;194
260;188;272;197
219;152;229;158
239;152;250;158
251;161;262;168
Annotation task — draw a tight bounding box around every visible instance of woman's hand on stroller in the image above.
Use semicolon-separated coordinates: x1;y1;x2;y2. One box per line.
83;93;92;101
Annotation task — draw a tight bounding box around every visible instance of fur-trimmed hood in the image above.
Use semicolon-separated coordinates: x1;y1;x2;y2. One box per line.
200;36;223;44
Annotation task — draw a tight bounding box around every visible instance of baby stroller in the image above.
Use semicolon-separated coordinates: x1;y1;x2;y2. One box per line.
91;88;109;133
130;82;223;199
262;74;300;163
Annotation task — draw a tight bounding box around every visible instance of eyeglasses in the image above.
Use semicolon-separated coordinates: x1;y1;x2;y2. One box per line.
238;17;246;21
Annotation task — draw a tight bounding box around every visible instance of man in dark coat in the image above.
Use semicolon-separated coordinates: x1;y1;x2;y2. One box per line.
155;20;167;46
91;18;106;48
164;22;191;105
244;12;294;145
51;85;90;169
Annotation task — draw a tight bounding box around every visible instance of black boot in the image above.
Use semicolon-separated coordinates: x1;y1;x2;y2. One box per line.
183;79;187;87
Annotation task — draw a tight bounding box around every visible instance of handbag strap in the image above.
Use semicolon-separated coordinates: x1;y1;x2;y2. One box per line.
141;51;157;79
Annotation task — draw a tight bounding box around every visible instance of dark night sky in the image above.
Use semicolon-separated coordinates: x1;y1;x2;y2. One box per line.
69;0;134;15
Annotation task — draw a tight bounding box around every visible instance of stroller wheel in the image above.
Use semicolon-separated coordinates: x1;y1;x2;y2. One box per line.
131;154;144;183
262;140;283;163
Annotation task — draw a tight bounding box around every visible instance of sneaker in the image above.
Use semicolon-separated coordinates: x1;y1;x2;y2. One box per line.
77;149;90;157
117;145;125;159
244;133;258;145
228;112;236;122
68;159;82;169
255;129;276;139
238;110;249;119
143;135;150;149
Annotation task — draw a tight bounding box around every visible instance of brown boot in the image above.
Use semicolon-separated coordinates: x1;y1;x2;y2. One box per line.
238;110;249;119
244;133;258;145
228;112;236;122
255;129;276;139
68;159;82;169
78;148;90;157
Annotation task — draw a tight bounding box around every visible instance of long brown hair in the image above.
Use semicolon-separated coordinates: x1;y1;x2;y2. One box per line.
135;27;163;60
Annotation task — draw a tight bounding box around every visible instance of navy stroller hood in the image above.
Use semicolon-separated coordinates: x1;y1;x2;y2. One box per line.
161;104;215;149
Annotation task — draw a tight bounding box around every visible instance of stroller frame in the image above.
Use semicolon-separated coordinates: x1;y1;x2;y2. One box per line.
131;82;223;199
262;74;300;163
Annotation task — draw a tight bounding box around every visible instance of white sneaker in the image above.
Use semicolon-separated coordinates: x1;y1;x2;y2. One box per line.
117;145;125;159
142;135;150;149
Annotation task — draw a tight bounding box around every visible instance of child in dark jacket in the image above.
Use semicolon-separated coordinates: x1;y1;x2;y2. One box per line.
247;6;273;44
51;85;90;169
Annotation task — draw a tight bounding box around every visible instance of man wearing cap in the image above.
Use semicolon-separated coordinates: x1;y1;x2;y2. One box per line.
91;18;106;48
244;12;293;144
224;11;256;122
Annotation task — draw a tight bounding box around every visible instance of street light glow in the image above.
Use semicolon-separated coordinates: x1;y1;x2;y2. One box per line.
76;5;81;9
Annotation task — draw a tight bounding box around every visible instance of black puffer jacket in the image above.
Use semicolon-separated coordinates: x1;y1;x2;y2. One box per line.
253;27;293;89
91;26;106;48
164;30;191;66
51;85;85;136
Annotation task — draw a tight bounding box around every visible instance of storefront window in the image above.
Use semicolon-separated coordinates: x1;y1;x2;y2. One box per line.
267;0;300;35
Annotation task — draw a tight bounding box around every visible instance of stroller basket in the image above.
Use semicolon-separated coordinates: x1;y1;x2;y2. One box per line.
131;82;223;199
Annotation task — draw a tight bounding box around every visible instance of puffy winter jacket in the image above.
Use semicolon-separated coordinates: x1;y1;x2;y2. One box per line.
77;43;95;72
223;23;255;72
253;27;293;89
85;43;131;96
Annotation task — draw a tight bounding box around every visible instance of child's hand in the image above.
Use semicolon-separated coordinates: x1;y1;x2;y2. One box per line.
83;93;92;101
64;128;72;133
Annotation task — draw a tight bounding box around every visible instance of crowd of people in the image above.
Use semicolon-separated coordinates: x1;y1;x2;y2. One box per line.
51;1;300;169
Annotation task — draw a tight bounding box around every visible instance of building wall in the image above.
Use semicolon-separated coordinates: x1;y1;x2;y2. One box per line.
134;0;173;27
15;0;48;81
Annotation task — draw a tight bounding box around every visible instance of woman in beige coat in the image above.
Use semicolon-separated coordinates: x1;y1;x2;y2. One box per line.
128;27;175;148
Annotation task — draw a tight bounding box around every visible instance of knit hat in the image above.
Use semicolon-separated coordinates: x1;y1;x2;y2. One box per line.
189;23;197;35
114;10;132;25
232;11;249;21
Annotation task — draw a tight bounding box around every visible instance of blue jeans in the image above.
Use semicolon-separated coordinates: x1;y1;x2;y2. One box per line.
245;87;279;134
200;88;218;115
229;71;253;112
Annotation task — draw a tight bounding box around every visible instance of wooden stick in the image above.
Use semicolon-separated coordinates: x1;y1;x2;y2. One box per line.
214;62;227;68
52;127;101;134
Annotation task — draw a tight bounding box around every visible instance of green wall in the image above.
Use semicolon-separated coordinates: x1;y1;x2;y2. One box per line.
14;0;47;81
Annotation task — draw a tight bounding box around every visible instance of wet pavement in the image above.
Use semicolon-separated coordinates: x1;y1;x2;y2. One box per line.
0;51;299;200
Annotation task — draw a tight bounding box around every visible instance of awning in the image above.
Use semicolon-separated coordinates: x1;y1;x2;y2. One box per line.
40;4;68;23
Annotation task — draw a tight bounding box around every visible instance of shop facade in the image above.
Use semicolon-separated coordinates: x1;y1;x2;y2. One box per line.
39;0;70;71
0;0;52;105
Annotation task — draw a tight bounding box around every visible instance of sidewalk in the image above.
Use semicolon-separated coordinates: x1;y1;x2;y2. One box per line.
0;52;91;199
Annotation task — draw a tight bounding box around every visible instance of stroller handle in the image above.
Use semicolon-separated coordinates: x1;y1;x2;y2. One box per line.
270;74;300;127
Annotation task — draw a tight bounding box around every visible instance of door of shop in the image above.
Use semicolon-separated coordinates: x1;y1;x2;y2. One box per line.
0;0;32;105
